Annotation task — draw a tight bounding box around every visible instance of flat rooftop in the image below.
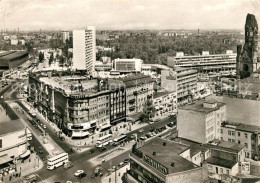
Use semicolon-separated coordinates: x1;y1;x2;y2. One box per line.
138;138;199;174
179;100;225;114
0;119;25;136
222;121;260;134
206;156;237;169
173;138;209;157
39;76;100;95
208;140;244;153
119;74;153;88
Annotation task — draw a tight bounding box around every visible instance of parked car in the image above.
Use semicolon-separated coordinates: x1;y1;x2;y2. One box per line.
74;170;85;177
64;161;73;170
138;129;144;133
60;136;65;141
88;149;95;154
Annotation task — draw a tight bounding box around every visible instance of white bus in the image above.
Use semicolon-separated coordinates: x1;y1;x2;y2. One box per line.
47;152;69;170
96;134;113;148
112;135;127;146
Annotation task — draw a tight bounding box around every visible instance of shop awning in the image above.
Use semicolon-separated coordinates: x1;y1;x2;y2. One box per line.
100;123;111;130
20;150;30;158
72;131;90;138
0;155;13;165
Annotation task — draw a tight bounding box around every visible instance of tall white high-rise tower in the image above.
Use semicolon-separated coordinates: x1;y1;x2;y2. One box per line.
72;26;96;73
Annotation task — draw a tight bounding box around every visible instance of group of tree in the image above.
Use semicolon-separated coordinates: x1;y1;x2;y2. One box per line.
139;99;156;123
96;32;242;64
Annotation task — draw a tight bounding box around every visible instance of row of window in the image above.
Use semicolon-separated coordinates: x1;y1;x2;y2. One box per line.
221;130;249;139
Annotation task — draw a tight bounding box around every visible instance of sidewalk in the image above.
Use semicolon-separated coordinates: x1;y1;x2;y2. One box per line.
11;101;63;155
101;164;130;183
65;121;147;153
0;152;44;183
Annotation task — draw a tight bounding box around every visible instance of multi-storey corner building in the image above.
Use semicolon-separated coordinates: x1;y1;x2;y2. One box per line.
168;50;236;76
127;138;208;183
237;13;260;79
113;58;143;73
118;74;154;115
177;99;226;143
161;66;197;104
220;121;260;160
72;26;96;73
0;119;30;166
28;71;126;139
153;91;177;119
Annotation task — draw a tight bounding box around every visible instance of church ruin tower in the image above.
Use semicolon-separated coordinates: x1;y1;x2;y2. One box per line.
237;13;260;79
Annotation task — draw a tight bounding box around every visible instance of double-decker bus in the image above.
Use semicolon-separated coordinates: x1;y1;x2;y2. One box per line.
112;135;127;146
96;134;113;148
47;152;69;170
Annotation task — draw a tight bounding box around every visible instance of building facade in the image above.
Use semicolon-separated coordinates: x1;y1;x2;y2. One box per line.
0;51;29;70
72;27;96;73
177;100;226;143
113;58;143;73
119;74;154;115
153;91;177;119
220;121;260;160
168;50;236;77
0;120;30;165
161;67;197;104
61;31;70;43
237;13;260;79
28;71;126;139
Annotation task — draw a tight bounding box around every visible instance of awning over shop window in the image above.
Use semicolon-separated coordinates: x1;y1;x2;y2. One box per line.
20;150;30;158
72;131;90;138
0;155;13;165
100;123;111;130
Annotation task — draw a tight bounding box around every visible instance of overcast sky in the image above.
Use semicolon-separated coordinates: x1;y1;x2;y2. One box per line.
0;0;259;31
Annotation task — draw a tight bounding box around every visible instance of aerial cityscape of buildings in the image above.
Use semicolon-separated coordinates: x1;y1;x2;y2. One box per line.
0;3;260;182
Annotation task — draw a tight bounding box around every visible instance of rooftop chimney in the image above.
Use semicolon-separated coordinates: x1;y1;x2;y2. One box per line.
171;162;175;167
152;152;156;156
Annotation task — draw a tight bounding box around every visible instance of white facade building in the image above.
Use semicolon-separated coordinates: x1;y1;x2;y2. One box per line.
61;31;70;43
73;26;96;73
114;58;143;73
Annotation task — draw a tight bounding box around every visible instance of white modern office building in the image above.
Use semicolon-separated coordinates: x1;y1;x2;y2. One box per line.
72;26;96;73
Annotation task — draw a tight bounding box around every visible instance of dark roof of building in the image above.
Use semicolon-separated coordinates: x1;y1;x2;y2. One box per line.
207;140;244;153
0;119;25;136
221;121;260;134
0;51;28;61
119;74;153;88
138;138;199;174
174;138;209;157
206;156;237;168
179;99;225;114
0;51;16;57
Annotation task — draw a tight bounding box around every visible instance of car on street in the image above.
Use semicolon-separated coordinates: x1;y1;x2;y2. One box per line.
124;159;130;164
60;136;65;141
88;149;95;154
138;129;144;133
140;136;147;141
74;170;85;177
64;161;73;170
43;125;46;129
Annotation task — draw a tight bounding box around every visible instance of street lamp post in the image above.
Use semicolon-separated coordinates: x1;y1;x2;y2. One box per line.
35;173;44;183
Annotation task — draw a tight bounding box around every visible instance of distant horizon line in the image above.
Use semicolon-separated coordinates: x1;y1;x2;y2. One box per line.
0;28;244;33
